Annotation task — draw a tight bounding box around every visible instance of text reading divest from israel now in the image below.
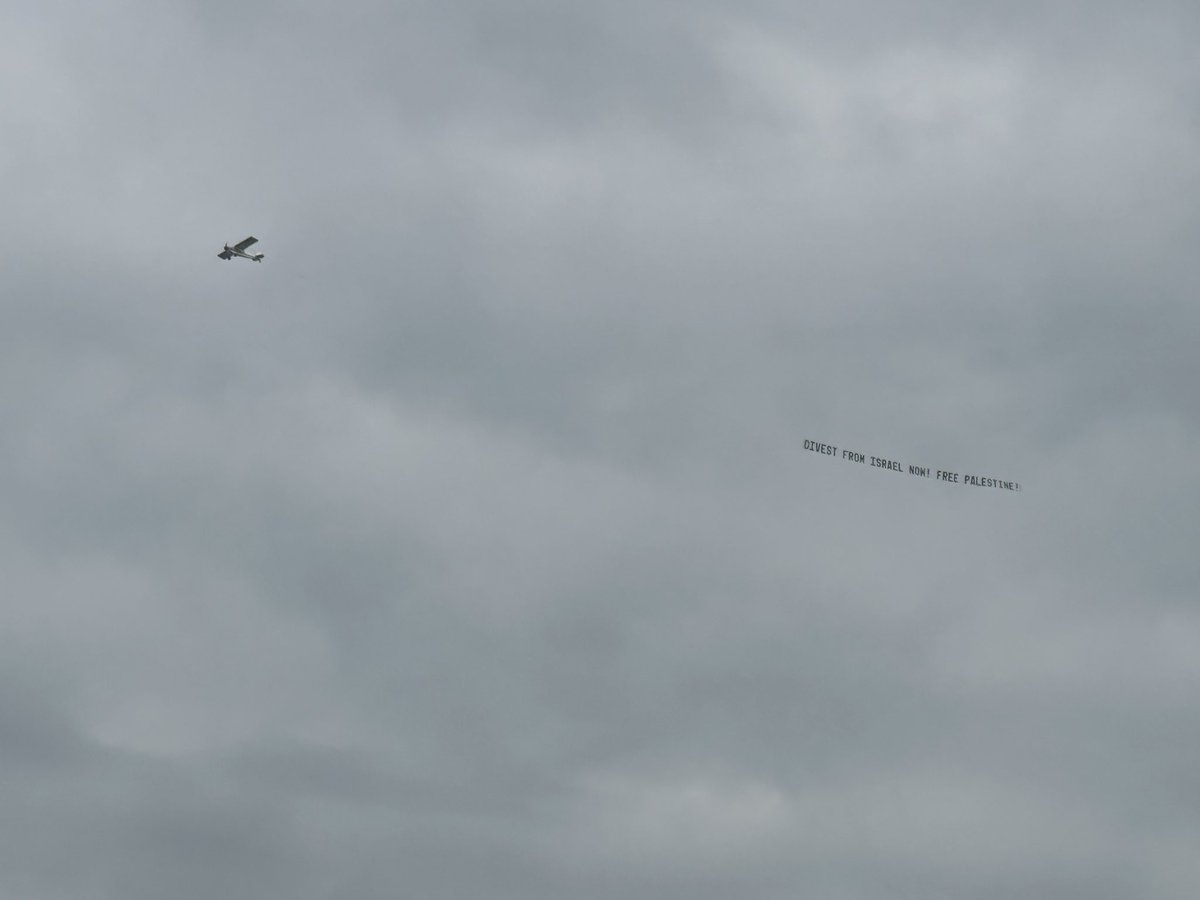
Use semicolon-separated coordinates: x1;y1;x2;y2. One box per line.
804;440;1021;492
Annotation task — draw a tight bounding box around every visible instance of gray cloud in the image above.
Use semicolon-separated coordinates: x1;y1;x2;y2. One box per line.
2;1;1199;897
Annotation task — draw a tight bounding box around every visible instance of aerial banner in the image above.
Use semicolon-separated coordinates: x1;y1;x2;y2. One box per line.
804;439;1021;492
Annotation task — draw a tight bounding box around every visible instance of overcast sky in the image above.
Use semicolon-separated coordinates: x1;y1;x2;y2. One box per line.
3;1;1199;897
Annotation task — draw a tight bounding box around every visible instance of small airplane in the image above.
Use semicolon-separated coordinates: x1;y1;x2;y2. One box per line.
217;236;265;262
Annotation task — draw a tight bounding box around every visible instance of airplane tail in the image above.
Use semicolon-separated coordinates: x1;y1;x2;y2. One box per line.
253;254;264;262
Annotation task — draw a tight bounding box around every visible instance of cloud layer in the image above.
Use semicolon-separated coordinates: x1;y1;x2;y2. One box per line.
3;2;1199;897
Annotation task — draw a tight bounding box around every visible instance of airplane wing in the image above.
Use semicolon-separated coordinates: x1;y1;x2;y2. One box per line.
217;249;233;259
232;236;258;251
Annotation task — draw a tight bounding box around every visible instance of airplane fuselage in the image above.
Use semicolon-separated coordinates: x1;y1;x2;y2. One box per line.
220;243;264;262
